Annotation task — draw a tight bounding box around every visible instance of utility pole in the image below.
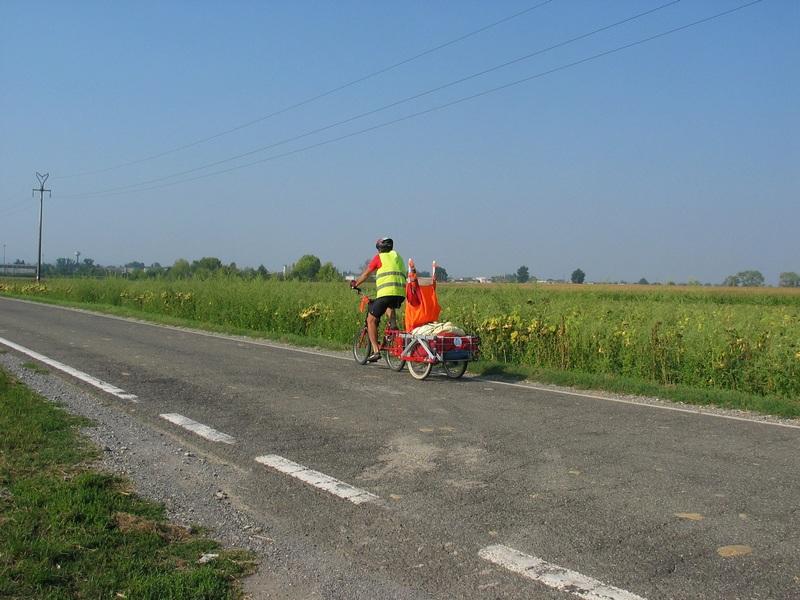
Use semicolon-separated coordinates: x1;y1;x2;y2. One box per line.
32;172;51;282
2;243;5;276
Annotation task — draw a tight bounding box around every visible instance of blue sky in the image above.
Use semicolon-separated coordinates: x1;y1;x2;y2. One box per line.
1;0;797;282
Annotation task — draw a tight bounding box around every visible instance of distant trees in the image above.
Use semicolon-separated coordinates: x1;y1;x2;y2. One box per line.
48;257;106;276
490;274;517;283
190;257;223;279
317;261;343;282
723;270;765;287
160;254;342;282
637;278;649;285
779;272;800;288
291;255;321;280
147;262;165;277
739;271;764;287
571;268;585;284
415;265;448;282
171;259;191;279
516;265;529;283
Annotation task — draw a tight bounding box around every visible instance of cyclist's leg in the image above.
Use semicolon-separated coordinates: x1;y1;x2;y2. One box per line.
368;297;391;357
386;296;403;330
367;313;380;354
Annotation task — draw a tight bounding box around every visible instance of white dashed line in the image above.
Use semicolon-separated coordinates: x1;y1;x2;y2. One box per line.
255;454;379;505
0;336;138;402
479;545;647;600
160;413;236;444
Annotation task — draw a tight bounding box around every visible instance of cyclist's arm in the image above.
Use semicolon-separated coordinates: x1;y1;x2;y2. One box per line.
352;267;373;288
353;255;381;287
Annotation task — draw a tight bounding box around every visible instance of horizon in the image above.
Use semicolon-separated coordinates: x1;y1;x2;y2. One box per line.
2;253;795;287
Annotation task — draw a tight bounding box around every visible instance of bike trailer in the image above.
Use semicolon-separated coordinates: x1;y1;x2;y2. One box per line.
399;259;481;378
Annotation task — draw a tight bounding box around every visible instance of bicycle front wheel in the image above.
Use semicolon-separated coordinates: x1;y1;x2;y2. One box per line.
352;328;370;365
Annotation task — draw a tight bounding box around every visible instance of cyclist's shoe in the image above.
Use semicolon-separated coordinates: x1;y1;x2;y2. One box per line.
367;352;382;362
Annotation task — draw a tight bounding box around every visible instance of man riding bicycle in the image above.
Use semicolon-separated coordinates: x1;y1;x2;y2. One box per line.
350;237;406;362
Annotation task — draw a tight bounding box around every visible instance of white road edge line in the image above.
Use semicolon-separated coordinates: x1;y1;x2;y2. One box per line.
0;335;138;402
4;297;799;431
255;454;379;505
481;377;800;431
160;413;235;444
479;544;647;600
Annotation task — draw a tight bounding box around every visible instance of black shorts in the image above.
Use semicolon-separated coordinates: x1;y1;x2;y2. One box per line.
369;295;404;320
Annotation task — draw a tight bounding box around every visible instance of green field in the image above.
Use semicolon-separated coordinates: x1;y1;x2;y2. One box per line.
2;278;799;415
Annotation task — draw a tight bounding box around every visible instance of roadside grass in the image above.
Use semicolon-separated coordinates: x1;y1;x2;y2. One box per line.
471;361;800;419
0;366;254;599
21;361;49;374
2;291;799;420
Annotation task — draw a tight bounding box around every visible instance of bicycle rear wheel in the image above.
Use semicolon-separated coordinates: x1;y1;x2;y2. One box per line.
383;333;406;371
384;350;406;372
352;328;370;365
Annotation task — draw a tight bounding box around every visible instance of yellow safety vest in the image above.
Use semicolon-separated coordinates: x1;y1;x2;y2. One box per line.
376;250;406;298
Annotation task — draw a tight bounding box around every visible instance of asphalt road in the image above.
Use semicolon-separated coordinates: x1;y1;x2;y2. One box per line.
1;297;798;599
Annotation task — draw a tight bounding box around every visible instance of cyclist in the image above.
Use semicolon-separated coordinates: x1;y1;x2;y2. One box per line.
350;237;406;362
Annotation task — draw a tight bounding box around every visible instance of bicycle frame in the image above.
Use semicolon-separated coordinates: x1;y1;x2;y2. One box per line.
352;287;401;353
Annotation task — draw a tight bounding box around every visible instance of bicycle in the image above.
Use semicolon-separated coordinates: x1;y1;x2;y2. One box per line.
352;286;479;379
351;287;406;371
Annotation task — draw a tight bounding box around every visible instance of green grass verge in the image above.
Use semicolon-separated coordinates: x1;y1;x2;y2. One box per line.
0;366;255;599
4;294;799;419
471;361;800;418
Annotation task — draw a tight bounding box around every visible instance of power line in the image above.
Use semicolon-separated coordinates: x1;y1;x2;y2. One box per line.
65;0;763;201
0;198;33;219
54;0;557;180
63;0;683;200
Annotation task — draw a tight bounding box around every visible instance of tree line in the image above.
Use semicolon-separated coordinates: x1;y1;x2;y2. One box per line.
13;256;800;287
34;255;341;281
510;266;800;287
723;270;800;288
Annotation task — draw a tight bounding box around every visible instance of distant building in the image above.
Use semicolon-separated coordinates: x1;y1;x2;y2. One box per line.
1;264;36;277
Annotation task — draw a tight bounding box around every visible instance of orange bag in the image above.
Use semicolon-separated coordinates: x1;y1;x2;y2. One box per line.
405;270;441;330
